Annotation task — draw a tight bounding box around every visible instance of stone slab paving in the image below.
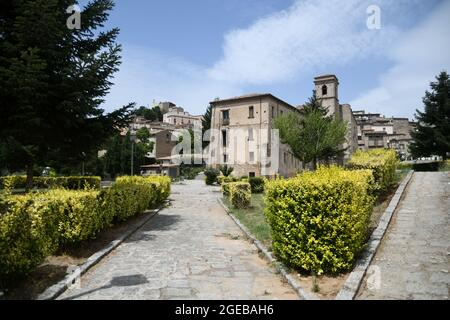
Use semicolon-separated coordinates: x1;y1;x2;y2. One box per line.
59;180;297;300
357;172;450;300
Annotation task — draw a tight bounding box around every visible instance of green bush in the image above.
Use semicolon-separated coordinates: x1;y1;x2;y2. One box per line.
347;149;398;193
229;182;251;209
264;166;374;275
248;177;265;193
0;175;170;283
218;165;234;177
217;175;238;185
204;168;220;185
412;161;440;172
221;182;231;197
103;176;171;222
181;167;203;180
0;176;101;190
0;193;61;281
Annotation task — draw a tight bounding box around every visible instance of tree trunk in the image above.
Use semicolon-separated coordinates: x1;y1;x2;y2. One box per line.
25;163;34;192
313;157;318;171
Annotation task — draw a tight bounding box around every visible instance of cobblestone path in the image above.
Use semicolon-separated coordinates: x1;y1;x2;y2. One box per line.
59;180;297;300
357;172;450;300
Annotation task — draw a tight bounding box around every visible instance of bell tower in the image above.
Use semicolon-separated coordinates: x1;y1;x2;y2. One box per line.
314;74;341;119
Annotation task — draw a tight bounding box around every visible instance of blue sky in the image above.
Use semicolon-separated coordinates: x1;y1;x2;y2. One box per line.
89;0;450;119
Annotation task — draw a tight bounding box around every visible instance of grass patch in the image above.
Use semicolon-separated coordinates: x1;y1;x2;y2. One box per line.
222;194;272;247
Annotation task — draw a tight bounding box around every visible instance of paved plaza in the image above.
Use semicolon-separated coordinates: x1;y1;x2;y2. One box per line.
358;172;450;300
59;179;297;300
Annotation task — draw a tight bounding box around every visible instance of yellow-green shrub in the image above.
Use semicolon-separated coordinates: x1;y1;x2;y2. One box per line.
0;176;101;190
264;166;375;275
0;176;171;283
0;192;64;281
103;176;171;222
229;182;251;209
347;149;398;193
221;182;231;197
217;175;239;185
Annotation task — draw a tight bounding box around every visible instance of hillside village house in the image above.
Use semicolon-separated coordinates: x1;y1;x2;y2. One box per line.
353;110;417;160
207;75;359;178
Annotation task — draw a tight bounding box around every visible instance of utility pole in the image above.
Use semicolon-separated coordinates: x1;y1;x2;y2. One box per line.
130;133;136;176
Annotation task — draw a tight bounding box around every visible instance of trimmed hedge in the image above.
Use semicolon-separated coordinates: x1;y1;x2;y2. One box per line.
264;166;375;275
229;182;251;209
0;176;101;190
248;177;265;193
0;176;170;283
347;149;398;193
217;175;239;185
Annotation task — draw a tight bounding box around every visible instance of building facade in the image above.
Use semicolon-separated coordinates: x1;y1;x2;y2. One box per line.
163;107;203;128
208;94;303;178
353;110;417;160
207;75;360;177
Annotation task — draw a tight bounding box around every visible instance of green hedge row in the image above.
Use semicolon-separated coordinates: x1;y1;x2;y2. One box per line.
0;176;101;190
0;176;170;283
347;149;398;193
264;166;375;275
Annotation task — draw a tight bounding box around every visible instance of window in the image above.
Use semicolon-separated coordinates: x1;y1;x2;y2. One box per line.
222;110;229;119
249;172;256;178
267;144;271;157
249;106;254;118
223;154;228;163
271;106;275;118
322;85;328;96
280;110;284;116
248;128;254;141
249;152;255;163
222;130;227;147
222;110;230;125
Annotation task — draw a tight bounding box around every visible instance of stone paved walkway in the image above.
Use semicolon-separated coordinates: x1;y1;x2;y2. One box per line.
357;172;450;300
59;180;297;300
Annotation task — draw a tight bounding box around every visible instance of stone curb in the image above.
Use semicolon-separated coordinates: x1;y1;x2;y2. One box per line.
37;203;168;300
217;198;318;300
335;170;414;300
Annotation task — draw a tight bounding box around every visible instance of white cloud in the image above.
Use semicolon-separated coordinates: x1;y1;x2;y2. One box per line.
104;0;445;118
207;0;402;84
105;45;241;114
350;0;450;119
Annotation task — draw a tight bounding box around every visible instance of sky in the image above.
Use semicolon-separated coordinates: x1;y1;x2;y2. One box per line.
89;0;450;120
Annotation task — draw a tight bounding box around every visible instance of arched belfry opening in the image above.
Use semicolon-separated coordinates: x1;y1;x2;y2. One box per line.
322;84;328;96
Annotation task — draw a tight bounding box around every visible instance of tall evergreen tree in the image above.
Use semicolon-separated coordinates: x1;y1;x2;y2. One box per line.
0;0;132;189
202;104;213;148
410;71;450;160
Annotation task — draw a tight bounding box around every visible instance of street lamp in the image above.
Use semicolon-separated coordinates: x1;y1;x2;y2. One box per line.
130;133;137;176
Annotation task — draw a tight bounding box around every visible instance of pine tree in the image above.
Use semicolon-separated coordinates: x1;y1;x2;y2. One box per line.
410;71;450;160
0;0;132;190
202;104;213;148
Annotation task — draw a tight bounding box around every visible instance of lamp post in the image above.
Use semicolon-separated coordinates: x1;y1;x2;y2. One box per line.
130;133;136;176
